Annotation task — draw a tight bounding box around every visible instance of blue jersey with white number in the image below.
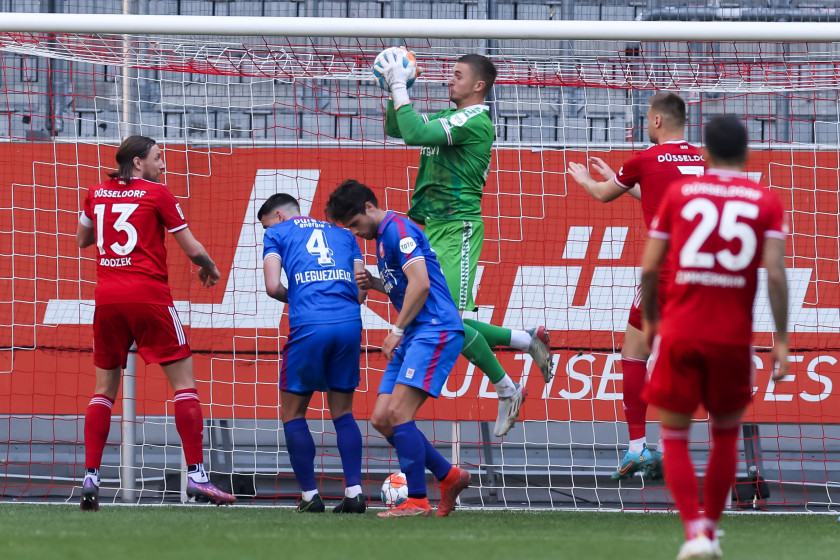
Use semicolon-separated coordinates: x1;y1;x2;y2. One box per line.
263;216;362;327
376;211;463;333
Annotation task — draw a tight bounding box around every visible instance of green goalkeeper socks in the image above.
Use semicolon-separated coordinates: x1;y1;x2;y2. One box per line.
463;319;513;347
461;323;507;384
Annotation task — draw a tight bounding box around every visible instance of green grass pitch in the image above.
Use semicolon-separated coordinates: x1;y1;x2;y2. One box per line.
1;504;838;560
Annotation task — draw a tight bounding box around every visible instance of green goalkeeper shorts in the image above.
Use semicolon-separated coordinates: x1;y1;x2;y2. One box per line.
424;218;484;312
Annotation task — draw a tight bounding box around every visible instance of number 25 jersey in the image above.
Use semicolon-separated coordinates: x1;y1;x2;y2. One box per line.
81;177;187;306
649;169;787;346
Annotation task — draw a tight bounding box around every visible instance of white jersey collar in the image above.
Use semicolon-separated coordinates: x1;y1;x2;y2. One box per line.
706;168;746;178
457;104;489;112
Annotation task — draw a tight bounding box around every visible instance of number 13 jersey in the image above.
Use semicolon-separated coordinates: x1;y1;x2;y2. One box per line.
649;169;787;345
81;177;188;306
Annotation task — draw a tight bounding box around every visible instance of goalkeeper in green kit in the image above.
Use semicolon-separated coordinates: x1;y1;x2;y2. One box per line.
377;49;553;437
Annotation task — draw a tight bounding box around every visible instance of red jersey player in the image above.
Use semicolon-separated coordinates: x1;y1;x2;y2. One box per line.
75;136;235;510
641;115;788;559
567;93;704;480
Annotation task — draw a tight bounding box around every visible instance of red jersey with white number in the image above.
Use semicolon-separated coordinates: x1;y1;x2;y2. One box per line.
81;177;188;306
649;169;787;346
614;140;705;229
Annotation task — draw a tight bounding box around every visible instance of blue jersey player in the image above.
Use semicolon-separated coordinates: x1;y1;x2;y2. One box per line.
325;180;472;518
259;193;367;514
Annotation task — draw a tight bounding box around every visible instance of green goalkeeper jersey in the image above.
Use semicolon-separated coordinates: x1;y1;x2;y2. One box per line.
385;100;494;224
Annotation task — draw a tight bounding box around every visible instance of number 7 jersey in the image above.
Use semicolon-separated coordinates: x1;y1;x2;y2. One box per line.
81;177;188;306
649;169;787;345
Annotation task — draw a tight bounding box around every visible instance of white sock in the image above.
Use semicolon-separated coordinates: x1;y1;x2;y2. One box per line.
187;463;209;484
686;518;707;540
509;330;531;351
628;438;646;454
345;485;362;499
84;468;100;487
494;375;517;398
302;489;319;502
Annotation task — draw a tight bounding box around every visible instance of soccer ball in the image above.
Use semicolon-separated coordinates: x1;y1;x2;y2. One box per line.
372;47;417;92
380;472;409;507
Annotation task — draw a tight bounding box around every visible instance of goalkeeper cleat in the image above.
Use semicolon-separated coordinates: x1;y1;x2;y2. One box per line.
333;495;367;514
296;493;325;513
611;447;653;480
644;449;664;480
186;479;237;506
526;326;554;382
377;497;432;518
494;382;526;437
436;467;471;517
676;535;715;560
79;476;100;512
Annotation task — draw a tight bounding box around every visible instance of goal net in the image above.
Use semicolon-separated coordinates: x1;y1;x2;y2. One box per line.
1;15;838;512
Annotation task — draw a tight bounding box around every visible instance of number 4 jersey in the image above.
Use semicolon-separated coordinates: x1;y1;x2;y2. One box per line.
262;216;363;327
649;169;787;345
81;177;188;306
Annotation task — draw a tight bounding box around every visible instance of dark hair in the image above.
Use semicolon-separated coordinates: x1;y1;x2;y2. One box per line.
704;115;748;165
325;179;379;224
108;135;157;182
257;193;300;220
649;92;686;129
457;54;497;95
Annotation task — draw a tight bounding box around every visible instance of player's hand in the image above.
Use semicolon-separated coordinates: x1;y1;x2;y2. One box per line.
382;331;403;361
588;157;616;181
379;47;415;88
198;264;220;287
771;339;789;381
567;161;593;185
355;268;374;290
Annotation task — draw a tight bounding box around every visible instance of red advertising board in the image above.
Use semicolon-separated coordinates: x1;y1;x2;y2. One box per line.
1;144;838;423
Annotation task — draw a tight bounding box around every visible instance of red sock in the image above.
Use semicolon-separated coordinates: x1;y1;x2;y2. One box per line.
84;394;114;470
703;424;740;532
174;389;204;465
622;358;648;441
662;426;702;539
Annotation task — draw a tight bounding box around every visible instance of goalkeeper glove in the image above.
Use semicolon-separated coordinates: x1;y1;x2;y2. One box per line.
379;47;415;109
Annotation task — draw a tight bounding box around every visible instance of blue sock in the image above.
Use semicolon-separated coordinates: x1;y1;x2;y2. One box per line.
283;418;317;493
333;413;362;488
391;421;427;498
388;434;450;481
421;433;452;481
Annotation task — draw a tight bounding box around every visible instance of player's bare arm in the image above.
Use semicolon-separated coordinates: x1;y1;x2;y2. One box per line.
764;237;789;381
567;160;632;203
75;221;94;249
262;254;288;303
381;259;430;361
353;261;369;304
172;228;219;287
355;268;385;294
639;236;669;349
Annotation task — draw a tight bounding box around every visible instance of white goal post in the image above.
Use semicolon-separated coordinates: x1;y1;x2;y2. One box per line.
3;12;840;41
